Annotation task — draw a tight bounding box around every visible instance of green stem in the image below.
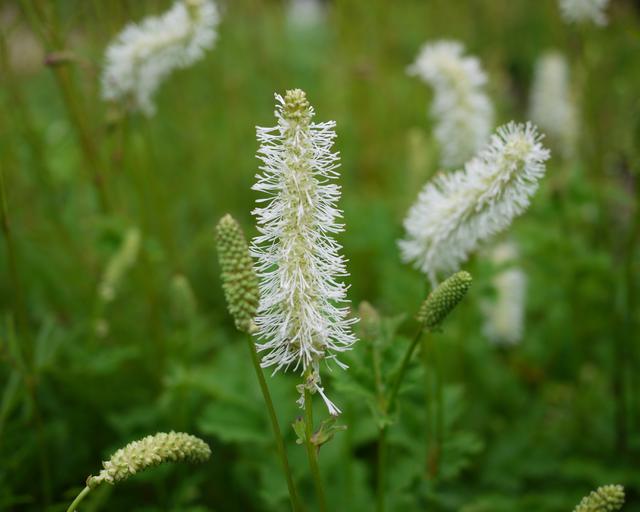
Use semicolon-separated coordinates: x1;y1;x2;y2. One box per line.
66;486;91;512
376;327;424;512
303;381;328;512
246;335;300;512
387;328;425;413
433;335;444;478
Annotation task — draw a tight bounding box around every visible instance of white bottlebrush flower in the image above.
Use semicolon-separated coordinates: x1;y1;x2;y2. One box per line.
482;243;527;345
408;40;494;168
101;0;220;116
529;52;578;156
559;0;609;25
399;122;550;284
252;89;357;415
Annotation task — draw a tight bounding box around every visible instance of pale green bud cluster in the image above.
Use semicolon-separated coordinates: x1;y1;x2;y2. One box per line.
574;485;625;512
215;214;260;333
99;227;141;302
282;88;311;125
87;432;211;488
358;301;381;341
417;271;472;330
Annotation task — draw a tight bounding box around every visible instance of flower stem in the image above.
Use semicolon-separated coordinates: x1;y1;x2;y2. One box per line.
303;383;328;512
66;486;91;512
246;335;300;512
376;327;425;512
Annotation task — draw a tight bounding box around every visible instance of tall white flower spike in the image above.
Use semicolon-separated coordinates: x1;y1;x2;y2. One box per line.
482;243;527;345
101;0;220;116
399;122;550;284
559;0;609;26
408;40;494;168
529;52;578;156
252;89;357;416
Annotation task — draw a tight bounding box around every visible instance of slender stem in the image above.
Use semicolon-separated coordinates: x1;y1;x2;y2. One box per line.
303;383;328;512
66;486;91;512
376;327;424;512
246;335;299;512
387;328;425;414
376;427;387;512
433;335;444;477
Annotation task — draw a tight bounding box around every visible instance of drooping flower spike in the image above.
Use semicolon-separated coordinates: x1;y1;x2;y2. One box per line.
573;484;625;512
101;0;220;116
252;89;357;415
400;122;550;284
559;0;609;26
408;40;494;168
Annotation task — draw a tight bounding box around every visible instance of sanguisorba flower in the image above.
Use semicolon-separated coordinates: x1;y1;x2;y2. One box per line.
101;0;219;116
573;484;625;512
87;432;211;488
252;89;357;415
482;243;527;345
529;52;577;156
399;122;550;284
559;0;609;26
408;40;493;168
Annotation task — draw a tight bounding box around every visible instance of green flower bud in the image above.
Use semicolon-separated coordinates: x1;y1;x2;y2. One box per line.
358;301;381;341
215;214;260;333
87;432;210;488
574;485;625;512
282;89;311;125
417;271;472;331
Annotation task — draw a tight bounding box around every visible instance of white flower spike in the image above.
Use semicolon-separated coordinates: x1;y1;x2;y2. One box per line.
399;122;550;284
408;40;494;168
482;243;527;345
252;89;357;416
529;52;578;156
559;0;609;26
101;0;220;116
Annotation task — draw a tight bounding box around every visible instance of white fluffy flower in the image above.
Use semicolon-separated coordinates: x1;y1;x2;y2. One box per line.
101;0;219;116
251;89;357;415
482;243;527;345
399;122;550;284
559;0;609;25
529;52;577;156
408;40;494;168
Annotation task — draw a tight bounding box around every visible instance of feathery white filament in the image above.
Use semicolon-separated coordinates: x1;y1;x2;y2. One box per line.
529;52;577;156
482;243;527;345
251;90;357;415
408;40;494;168
101;0;219;116
399;122;550;284
559;0;609;25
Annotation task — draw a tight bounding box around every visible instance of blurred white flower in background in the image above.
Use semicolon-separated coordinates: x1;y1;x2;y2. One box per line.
529;51;578;157
400;122;550;284
408;40;494;168
482;243;527;346
559;0;609;26
287;0;326;29
101;0;220;116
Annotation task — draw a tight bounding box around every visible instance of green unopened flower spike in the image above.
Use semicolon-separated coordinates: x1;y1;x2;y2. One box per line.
417;271;472;330
574;484;625;512
87;432;211;488
66;432;211;512
215;214;260;333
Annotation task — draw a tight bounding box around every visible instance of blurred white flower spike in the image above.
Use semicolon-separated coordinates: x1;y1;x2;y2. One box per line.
408;40;494;168
251;89;357;416
101;0;220;116
559;0;609;25
482;243;527;346
529;52;577;156
400;122;550;285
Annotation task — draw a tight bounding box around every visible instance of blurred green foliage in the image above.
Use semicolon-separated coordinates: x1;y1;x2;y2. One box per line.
1;0;639;510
